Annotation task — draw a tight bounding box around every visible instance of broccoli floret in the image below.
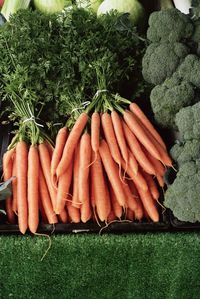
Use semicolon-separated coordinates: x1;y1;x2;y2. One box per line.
142;42;189;85
164;160;200;223
150;74;195;128
170;139;200;166
147;8;194;43
175;101;200;140
176;54;200;87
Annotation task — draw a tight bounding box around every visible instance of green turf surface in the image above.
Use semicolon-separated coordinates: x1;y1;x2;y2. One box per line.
0;232;199;299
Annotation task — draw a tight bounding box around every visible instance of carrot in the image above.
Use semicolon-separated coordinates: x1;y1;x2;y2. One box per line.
66;201;80;223
128;180;144;221
80;183;91;223
91;150;110;222
156;174;165;188
72;143;81;208
51;127;68;184
99;139;126;207
142;171;160;201
126;209;135;221
143;147;166;177
11;151;17;214
56;113;88;178
111;110;128;166
79;133;92;203
39;168;58;224
101;113;122;174
3;149;16;224
27;145;39;234
122;121;156;175
109;184;123;219
45;141;54;159
107;210;116;222
91;112;100;158
38;142;57;209
135;186;159;222
121;159;148;192
129;103;167;150
16;141;28;234
138;119;172;167
39;197;49;224
123;110;161;161
55;157;73;215
122;179;138;212
128;150;138;175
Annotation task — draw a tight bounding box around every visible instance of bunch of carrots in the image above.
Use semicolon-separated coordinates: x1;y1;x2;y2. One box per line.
2;92;172;234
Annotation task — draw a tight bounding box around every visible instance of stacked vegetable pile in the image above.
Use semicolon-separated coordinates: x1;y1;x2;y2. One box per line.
0;5;173;233
142;6;200;129
141;3;200;223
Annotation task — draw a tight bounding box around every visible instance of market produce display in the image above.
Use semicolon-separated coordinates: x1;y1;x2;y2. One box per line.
0;0;200;233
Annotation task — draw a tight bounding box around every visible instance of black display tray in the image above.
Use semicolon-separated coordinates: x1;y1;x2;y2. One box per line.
169;211;200;231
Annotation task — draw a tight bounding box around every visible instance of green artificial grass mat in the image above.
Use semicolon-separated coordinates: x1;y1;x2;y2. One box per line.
0;232;200;299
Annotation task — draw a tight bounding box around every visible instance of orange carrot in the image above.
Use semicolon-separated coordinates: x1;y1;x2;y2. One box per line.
129;103;167;150
109;184;123;219
101;113;122;171
128;180;144;221
66;200;80;223
126;209;135;221
55;157;73;215
135;186;159;222
39;197;49;224
91;150;110;222
99;139;126;207
3;149;16;224
27;145;39;234
143;147;166;177
122;121;156;175
123;110;161;161
107;210;116;222
16;141;28;234
80;183;91;223
11;151;17;214
56;113;88;178
38;142;57;209
79;133;92;203
72;143;81;208
156;174;165;188
138;118;172;167
121;159;148;192
91;112;100;158
45;141;54;159
39;168;58;224
128;150;138;175
111;110;128;166
122;179;138;212
51;127;68;183
142;171;160;201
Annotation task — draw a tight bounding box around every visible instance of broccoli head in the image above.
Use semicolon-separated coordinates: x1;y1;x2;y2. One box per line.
164;160;200;223
177;54;200;87
142;42;189;85
175;101;200;140
147;8;194;43
150;74;195;128
170;139;200;166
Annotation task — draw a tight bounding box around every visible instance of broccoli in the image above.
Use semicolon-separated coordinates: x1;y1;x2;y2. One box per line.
175;101;200;140
150;74;195;128
164;160;200;223
170;139;200;166
147;8;194;43
142;42;189;85
176;54;200;87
